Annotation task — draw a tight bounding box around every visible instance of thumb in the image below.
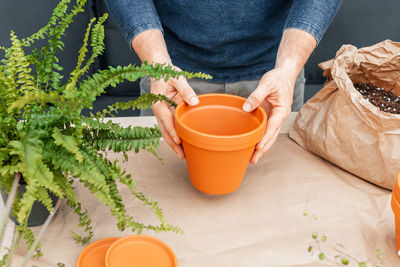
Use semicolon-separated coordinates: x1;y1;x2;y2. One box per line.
243;82;270;112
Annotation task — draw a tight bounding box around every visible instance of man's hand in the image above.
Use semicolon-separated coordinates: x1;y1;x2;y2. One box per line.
132;30;199;159
150;66;199;159
243;68;294;164
242;28;317;163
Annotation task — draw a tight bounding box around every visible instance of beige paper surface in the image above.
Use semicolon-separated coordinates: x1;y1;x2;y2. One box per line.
12;136;397;266
290;40;400;190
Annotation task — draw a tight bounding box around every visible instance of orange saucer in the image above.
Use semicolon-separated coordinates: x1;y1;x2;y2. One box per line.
77;237;120;267
105;235;177;267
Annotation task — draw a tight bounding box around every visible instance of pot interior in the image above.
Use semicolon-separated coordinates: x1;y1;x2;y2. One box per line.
179;101;262;136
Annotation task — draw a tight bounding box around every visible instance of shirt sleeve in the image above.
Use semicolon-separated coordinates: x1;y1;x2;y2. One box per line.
284;0;342;44
104;0;163;45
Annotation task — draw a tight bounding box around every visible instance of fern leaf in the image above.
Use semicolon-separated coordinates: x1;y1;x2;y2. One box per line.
42;143;113;206
83;124;161;153
52;127;83;162
3;31;36;98
9;131;64;200
21;0;72;46
100;93;176;118
35;187;55;212
64;17;96;95
66;199;94;245
7;90;64;112
75;62;211;110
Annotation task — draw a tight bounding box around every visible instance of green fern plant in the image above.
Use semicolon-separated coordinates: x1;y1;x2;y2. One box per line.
0;0;211;265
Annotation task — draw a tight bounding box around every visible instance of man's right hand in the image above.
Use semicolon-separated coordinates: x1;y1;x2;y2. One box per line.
131;29;199;159
150;66;199;159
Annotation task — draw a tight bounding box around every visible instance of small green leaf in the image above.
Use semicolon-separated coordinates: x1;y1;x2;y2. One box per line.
321;235;327;242
376;248;382;259
341;257;349;265
312;232;318;239
358;262;366;267
303;211;309;216
312;215;318;220
308;246;312;253
319;253;325;260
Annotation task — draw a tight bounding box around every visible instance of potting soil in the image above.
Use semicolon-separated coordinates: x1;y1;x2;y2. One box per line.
354;83;400;114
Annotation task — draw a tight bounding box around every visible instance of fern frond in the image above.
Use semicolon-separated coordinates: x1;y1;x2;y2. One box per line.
42;143;112;205
8;131;67;221
66;200;94;245
83;124;161;153
119;173;182;234
79;146;128;230
7;90;65;112
15;224;43;259
65;14;107;97
75;62;211;110
14;182;37;225
99;93;176;118
52;127;83;162
102;158;182;234
65;17;96;92
35;187;55;212
53;170;77;203
35;0;87;90
3;31;36;97
21;0;72;46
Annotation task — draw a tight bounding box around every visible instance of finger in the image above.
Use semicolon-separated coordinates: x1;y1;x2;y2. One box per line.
153;101;180;144
250;130;279;164
159;124;185;159
154;106;185;159
242;79;272;112
174;78;199;106
260;100;272;117
256;106;289;151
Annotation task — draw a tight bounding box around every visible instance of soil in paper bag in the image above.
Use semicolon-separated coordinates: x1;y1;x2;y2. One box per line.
354;83;400;114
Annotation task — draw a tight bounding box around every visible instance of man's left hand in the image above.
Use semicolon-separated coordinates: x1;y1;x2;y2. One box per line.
242;67;295;164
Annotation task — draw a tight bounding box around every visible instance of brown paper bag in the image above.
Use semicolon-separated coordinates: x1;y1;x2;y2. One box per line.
289;40;400;190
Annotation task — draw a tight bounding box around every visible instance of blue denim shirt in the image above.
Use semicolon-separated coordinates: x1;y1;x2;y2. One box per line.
105;0;342;82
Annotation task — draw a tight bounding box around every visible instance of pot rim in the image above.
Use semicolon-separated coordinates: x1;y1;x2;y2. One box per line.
105;235;177;267
174;94;267;149
77;237;120;267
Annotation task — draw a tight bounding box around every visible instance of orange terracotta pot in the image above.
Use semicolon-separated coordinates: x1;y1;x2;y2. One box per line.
175;93;267;195
391;172;400;256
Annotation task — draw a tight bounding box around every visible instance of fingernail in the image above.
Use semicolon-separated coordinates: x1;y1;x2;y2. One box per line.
173;136;179;143
189;96;199;106
243;102;251;112
259;142;264;150
254;156;259;164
